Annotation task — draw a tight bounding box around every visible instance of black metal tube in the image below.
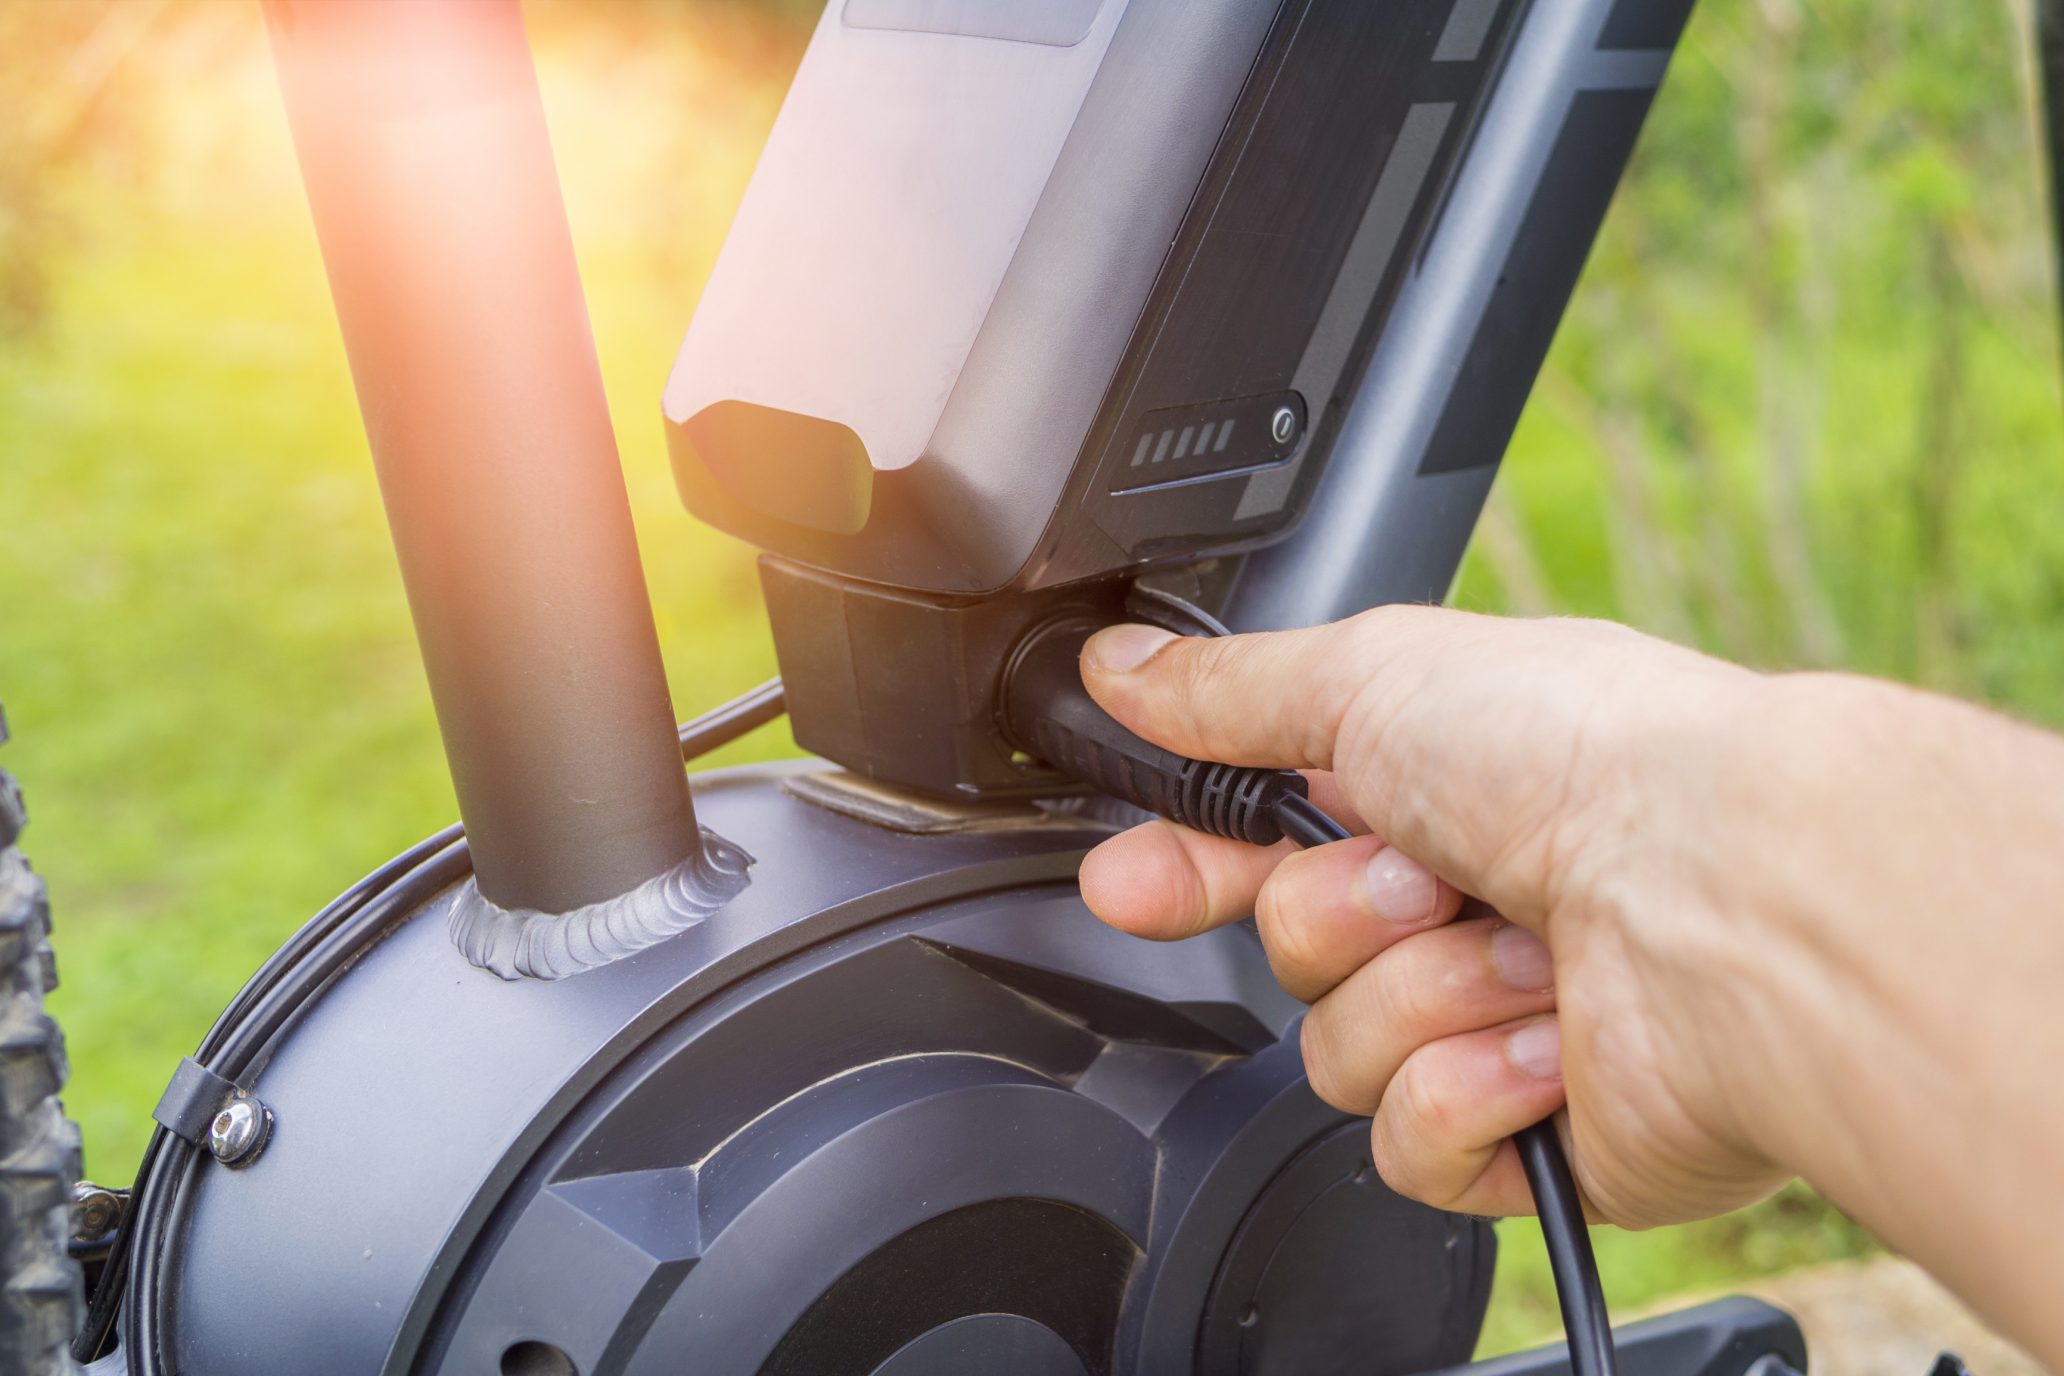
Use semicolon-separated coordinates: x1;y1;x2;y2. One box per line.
264;0;699;913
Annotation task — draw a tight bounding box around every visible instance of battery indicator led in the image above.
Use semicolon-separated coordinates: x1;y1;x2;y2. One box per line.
1110;396;1298;495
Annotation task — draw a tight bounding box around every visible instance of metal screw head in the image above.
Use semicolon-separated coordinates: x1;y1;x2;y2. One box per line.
1269;405;1298;445
206;1095;272;1167
70;1180;125;1244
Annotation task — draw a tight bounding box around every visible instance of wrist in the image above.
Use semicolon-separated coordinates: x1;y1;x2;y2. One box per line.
1695;672;2064;1182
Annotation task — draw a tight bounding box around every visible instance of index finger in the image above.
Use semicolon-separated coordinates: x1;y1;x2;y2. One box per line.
1078;772;1366;941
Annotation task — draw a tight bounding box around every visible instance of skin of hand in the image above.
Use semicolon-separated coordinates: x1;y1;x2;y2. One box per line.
1075;605;2064;1369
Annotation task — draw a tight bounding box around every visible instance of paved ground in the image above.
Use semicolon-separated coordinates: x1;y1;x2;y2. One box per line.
1741;1256;2045;1376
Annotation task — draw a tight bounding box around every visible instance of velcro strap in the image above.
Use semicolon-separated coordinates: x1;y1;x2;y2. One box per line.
152;1056;236;1144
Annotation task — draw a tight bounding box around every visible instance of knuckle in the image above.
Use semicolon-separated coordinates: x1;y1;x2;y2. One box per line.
1564;614;1644;646
1330;616;1402;754
1367;942;1433;1034
1164;637;1246;743
1251;869;1284;944
1161;638;1212;701
1345;602;1419;645
1368;1106;1434;1204
1372;1066;1468;1209
1299;1014;1357;1114
1255;865;1322;983
1166;843;1215;938
1182;632;1250;695
1367;1117;1403;1188
1390;1051;1460;1148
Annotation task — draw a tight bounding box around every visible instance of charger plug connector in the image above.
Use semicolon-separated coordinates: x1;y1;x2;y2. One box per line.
1000;617;1308;846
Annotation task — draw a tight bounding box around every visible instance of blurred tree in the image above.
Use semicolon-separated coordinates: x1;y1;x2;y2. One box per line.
1467;0;2064;716
0;1;166;340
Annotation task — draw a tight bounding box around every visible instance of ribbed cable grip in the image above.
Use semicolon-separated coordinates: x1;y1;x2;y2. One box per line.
1001;617;1306;847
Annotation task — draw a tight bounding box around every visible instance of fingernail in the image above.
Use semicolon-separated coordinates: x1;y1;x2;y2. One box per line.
1087;624;1177;674
1363;847;1439;924
1490;923;1555;992
1505;1019;1562;1080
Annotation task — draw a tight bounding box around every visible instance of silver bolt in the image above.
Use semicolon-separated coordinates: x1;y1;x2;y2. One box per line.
1269;405;1298;445
206;1094;272;1168
70;1180;125;1244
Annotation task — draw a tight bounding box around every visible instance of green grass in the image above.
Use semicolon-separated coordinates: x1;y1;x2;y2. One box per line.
1480;1184;1879;1355
4;0;2061;1358
0;3;799;1187
1;200;794;1184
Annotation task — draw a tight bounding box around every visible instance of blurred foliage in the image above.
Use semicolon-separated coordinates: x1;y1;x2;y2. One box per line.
1483;1182;1880;1354
0;0;2056;1358
1460;0;2064;1339
0;1;165;337
0;0;810;1190
1457;0;2064;710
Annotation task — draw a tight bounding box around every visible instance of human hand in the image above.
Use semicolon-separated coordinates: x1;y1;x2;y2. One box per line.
1077;603;2064;1367
1076;606;1797;1227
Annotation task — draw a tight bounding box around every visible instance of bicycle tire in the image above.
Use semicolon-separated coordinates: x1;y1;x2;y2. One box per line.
0;707;84;1374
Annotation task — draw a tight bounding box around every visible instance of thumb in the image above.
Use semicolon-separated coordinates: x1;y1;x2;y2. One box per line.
1079;618;1378;773
1080;606;1729;921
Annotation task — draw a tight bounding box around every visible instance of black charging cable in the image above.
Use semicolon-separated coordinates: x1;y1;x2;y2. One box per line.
1279;787;1614;1376
1003;615;1618;1376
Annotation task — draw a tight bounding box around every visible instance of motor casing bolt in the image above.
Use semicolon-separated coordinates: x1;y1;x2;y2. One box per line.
206;1093;273;1169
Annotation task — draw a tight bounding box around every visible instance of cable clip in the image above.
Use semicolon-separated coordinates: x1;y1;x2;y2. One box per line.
152;1056;236;1145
